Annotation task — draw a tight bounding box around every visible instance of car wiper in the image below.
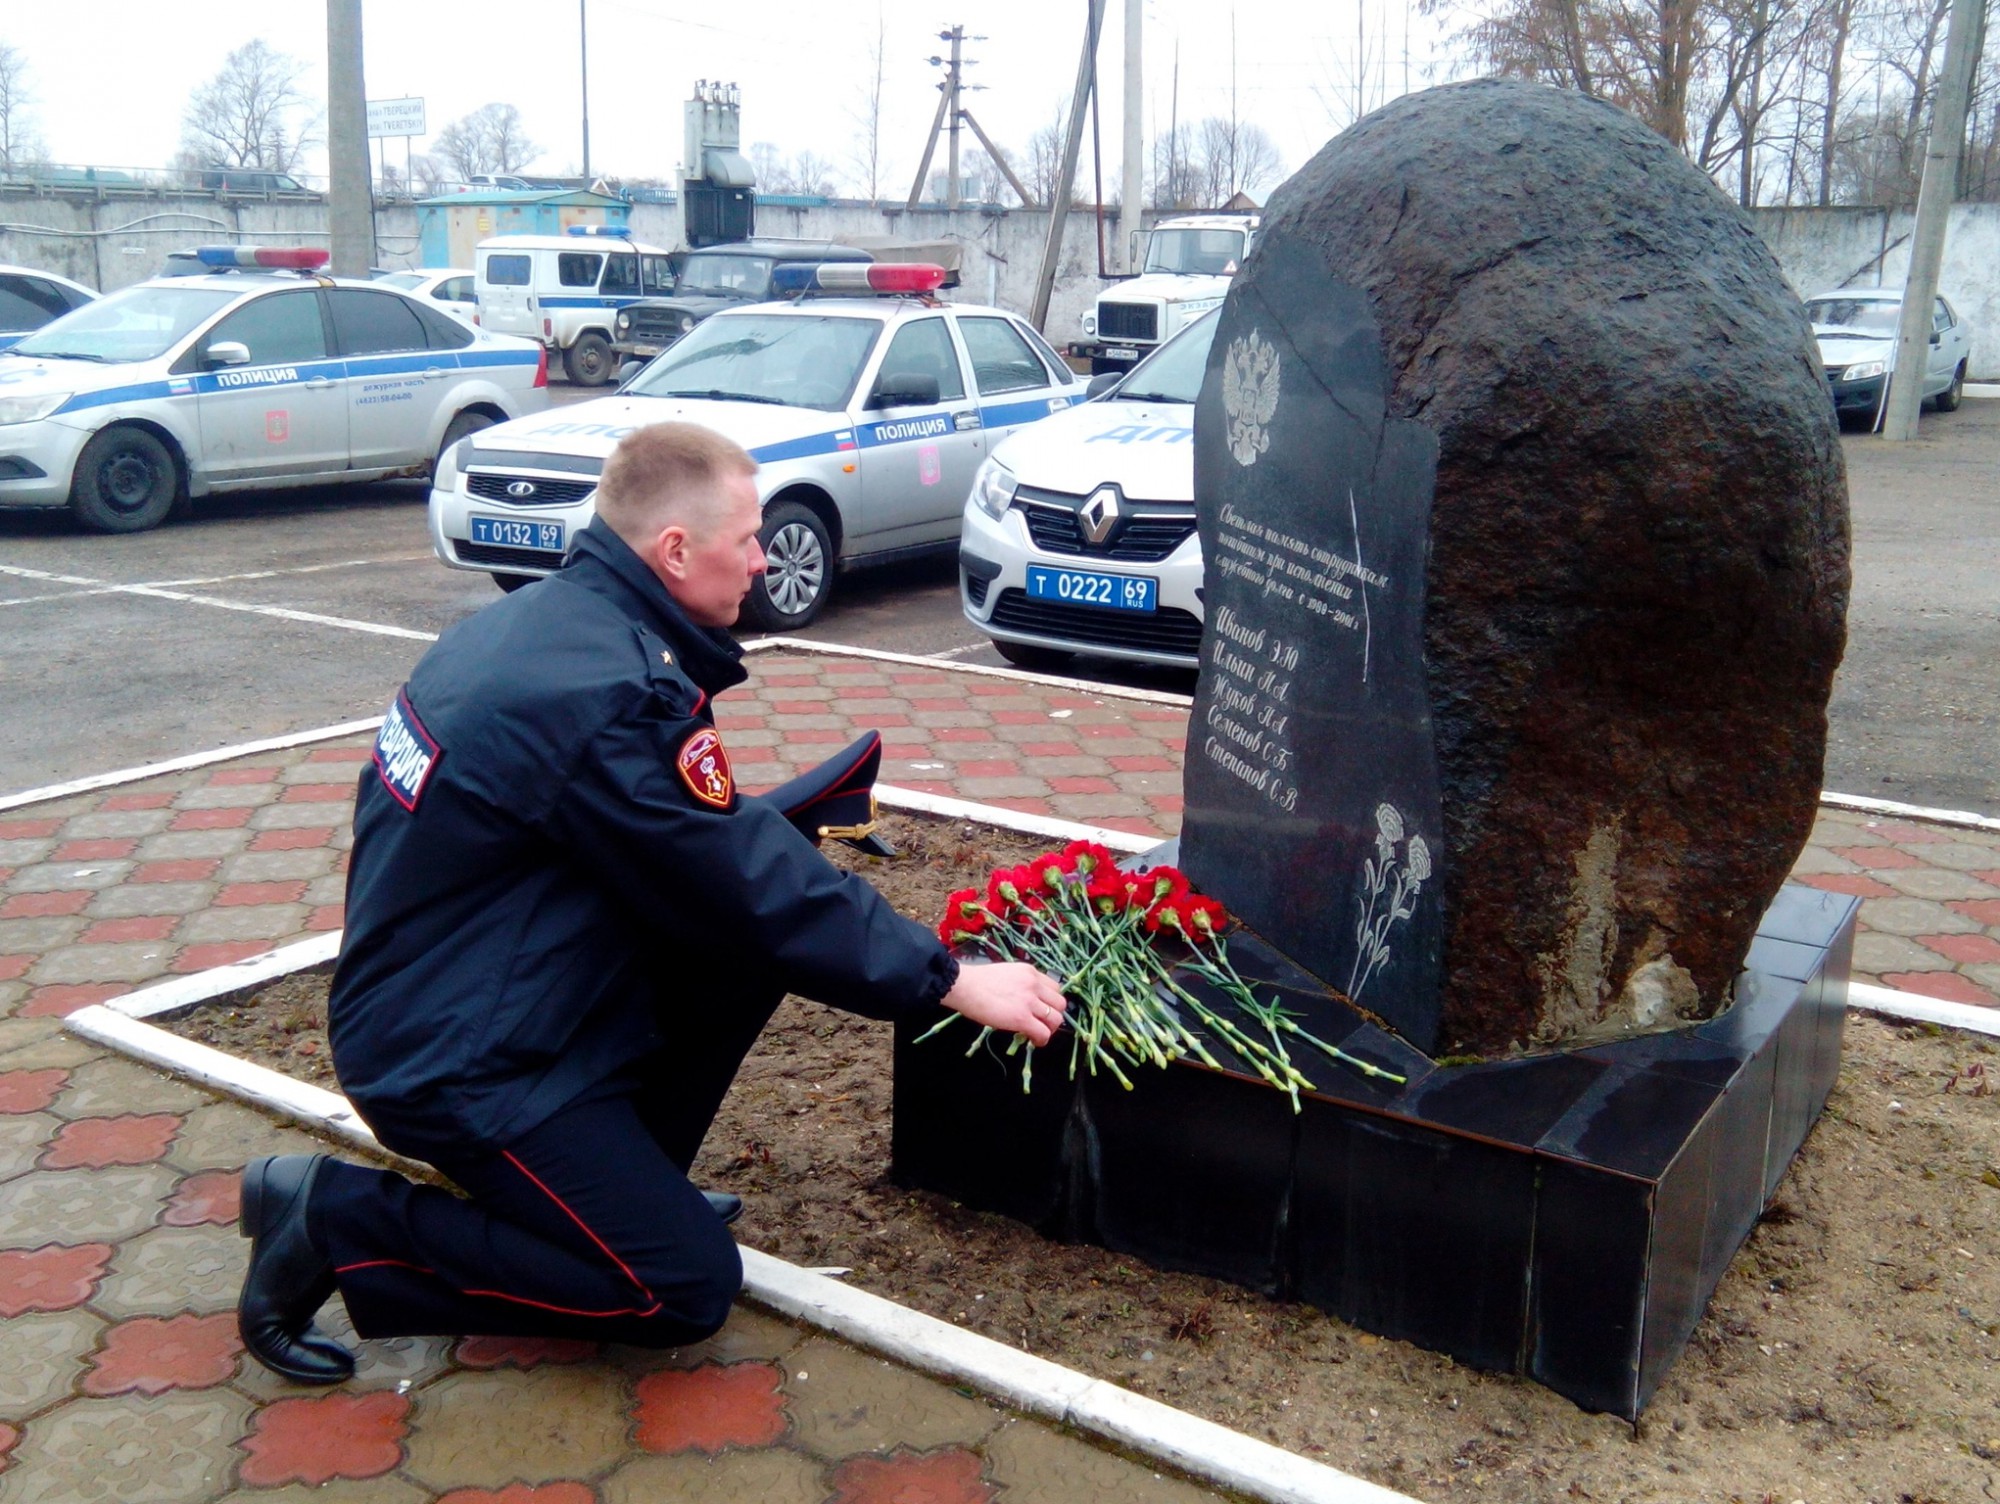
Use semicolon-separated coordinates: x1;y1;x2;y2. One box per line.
17;349;110;363
651;388;790;406
1115;389;1192;403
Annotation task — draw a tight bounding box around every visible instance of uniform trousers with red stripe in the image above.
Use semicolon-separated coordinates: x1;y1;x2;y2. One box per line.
310;988;781;1347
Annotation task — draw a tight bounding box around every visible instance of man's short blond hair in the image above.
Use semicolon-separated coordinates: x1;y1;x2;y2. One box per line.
594;423;757;544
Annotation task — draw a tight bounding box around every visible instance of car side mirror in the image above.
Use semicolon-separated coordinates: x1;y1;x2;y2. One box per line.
868;371;941;408
1085;371;1122;399
205;341;251;368
1930;331;1942;346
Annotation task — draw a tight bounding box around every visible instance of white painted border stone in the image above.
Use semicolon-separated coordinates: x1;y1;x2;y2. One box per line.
1848;981;2000;1038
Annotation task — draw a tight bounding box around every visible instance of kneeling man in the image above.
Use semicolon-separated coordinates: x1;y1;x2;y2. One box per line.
236;422;1065;1382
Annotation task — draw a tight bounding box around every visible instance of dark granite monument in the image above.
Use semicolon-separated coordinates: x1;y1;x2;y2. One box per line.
1181;78;1850;1058
894;79;1857;1420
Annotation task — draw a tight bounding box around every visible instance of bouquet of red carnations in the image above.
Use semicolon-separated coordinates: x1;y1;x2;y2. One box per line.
925;840;1403;1110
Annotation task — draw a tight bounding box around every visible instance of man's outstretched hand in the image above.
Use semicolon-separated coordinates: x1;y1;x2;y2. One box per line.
942;961;1069;1047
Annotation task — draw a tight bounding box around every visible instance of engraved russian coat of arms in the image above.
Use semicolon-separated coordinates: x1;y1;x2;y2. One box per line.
1221;328;1280;467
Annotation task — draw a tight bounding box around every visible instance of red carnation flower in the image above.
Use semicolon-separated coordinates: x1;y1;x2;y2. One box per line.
937;887;993;946
1136;865;1191;905
1061;839;1119;876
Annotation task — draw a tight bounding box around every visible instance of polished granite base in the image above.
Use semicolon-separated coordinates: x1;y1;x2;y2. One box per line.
892;880;1859;1420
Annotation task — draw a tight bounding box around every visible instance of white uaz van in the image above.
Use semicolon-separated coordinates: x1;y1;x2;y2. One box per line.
474;227;675;386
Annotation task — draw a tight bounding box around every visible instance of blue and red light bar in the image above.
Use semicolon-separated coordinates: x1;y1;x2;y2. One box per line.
566;224;632;237
769;262;948;296
193;246;331;270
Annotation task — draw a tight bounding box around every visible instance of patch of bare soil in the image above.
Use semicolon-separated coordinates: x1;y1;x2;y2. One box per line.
166;811;2000;1504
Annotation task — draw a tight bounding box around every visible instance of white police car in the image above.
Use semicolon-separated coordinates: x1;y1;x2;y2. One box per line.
429;262;1084;629
0;246;548;534
960;309;1217;671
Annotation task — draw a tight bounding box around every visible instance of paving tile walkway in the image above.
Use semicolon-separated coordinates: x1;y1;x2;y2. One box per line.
0;644;1996;1503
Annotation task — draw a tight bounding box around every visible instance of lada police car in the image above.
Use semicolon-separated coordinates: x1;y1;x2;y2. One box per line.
429;262;1084;629
0;246;547;533
960;308;1218;670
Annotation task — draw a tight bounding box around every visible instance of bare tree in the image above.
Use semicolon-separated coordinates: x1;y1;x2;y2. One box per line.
0;41;44;173
1025;98;1071;207
750;142;841;196
180;39;314;172
848;5;890;200
431;103;540;180
1150;123;1203;209
1193;116;1283;203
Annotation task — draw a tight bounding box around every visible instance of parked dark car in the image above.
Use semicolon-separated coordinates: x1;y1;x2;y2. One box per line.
0;265;97;349
200;168;312;196
609;239;873;369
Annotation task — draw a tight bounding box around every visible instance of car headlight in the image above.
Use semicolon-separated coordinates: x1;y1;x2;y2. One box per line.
616;312;631;334
0;391;73;426
971;457;1017;521
677;312;695;332
434;438;469;490
1081;313;1097;337
1841;360;1886;382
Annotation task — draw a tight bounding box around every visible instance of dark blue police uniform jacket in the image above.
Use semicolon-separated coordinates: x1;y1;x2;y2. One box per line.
329;518;956;1160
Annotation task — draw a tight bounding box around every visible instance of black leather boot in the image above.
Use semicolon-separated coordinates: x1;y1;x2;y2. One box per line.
238;1155;356;1384
702;1190;744;1226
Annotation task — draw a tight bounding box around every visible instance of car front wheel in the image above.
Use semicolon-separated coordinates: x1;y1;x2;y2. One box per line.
70;425;180;533
563;332;614;386
742;501;832;631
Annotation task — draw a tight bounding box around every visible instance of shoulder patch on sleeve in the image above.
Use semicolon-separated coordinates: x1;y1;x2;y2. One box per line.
676;726;735;809
373;688;442;811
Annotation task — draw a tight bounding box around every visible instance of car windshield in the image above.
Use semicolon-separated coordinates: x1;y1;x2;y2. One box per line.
1144;228;1247;276
376;272;425;291
10;285;237;363
1806;297;1900;334
1113;312;1220;403
676;254;774;297
625;312;882;411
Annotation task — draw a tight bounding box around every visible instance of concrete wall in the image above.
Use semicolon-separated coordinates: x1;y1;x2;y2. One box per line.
1746;202;2000;378
0;188;1126;346
9;187;1997;376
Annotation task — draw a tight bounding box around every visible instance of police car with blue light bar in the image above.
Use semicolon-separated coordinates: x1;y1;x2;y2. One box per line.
0;246;548;533
428;263;1085;630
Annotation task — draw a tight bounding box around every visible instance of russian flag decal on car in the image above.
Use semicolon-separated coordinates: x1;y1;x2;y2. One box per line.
373;689;442;811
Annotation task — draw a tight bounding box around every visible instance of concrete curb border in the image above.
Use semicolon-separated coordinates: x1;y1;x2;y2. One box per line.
63;921;1420;1504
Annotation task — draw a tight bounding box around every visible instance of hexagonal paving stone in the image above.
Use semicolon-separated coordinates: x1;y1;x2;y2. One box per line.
1856;897;1983;939
235;1391;410;1488
0;1390;252;1504
1853;932;1957;977
51;1059;211;1118
166;1103;324;1175
82;1312;241;1395
401;1367;633;1490
210;1481;429;1504
632;1362;791;1455
0;1116;56;1181
605;1306;803;1375
95;1224;244;1318
823;1446;997;1504
981;1416;1228;1502
0;1037;98;1075
601;1447;827;1504
0;1022;68;1061
780;1338;1003;1462
0;1310;100;1418
0;1166;177;1247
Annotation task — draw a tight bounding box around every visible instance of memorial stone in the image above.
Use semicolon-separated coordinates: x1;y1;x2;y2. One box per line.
1181;78;1850;1057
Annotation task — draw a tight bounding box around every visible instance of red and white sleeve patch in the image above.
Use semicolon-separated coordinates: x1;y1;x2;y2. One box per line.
676;727;735;809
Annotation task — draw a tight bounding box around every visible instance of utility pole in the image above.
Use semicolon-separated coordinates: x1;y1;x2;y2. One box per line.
1882;0;1986;441
1030;0;1107;330
1121;0;1142;271
945;24;964;210
326;0;372;278
580;0;592;180
907;27;1035;211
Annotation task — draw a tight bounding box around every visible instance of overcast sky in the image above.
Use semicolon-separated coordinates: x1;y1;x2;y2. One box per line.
6;0;1453;196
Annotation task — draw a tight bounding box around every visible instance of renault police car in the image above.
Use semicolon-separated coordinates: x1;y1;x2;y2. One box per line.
960;308;1218;670
0;246;547;534
429;262;1084;629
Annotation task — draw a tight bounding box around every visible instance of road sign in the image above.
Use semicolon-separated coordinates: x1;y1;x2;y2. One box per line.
367;98;427;139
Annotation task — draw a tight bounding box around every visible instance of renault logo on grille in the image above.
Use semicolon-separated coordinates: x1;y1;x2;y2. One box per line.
505;481;538;499
1078;487;1121;545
